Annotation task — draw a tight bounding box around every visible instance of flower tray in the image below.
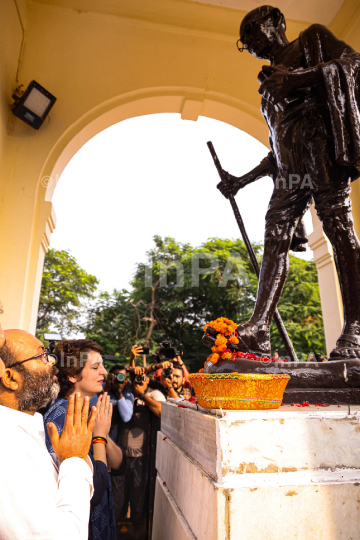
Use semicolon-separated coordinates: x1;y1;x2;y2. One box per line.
189;373;290;410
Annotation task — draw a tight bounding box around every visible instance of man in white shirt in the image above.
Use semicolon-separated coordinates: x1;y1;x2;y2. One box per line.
0;325;97;540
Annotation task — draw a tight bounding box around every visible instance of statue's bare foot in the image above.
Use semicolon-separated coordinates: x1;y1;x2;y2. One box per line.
329;334;360;360
236;322;271;358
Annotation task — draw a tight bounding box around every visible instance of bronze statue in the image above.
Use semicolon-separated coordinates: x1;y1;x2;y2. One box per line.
216;5;360;361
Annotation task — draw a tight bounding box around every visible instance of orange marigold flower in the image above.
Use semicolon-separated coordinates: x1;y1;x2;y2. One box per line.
199;368;204;373
215;336;227;347
221;352;232;360
210;355;219;364
229;336;239;345
205;317;237;337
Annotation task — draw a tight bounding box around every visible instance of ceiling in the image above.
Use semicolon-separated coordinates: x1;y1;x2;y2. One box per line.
32;0;347;30
188;0;346;25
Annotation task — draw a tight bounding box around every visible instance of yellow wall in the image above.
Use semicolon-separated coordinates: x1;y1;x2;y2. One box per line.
1;0;360;338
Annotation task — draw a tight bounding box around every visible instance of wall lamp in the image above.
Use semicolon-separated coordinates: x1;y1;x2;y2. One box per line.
12;80;56;129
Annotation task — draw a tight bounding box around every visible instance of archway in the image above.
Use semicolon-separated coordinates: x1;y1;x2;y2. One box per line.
0;87;344;356
1;88;267;333
40;87;268;201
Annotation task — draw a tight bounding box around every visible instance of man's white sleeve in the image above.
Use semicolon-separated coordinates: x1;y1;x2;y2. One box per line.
0;451;93;540
56;457;94;540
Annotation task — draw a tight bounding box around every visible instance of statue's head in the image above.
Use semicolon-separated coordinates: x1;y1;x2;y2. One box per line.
238;5;286;60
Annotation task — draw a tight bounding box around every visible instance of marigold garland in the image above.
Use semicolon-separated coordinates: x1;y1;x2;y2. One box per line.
202;317;240;368
201;316;283;372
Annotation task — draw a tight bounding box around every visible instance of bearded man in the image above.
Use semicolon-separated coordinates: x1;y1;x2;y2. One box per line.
0;324;97;540
218;5;360;360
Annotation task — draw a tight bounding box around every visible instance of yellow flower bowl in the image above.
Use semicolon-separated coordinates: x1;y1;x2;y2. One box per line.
189;373;290;410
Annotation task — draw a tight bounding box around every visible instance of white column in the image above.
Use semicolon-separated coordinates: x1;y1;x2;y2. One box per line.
308;205;343;357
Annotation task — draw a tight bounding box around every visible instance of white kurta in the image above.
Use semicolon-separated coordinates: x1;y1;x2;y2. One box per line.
0;404;93;540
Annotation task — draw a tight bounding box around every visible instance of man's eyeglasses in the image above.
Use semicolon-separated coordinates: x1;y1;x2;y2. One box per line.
10;351;57;369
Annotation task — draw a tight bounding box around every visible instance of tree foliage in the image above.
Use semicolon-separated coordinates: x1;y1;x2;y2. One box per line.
37;248;99;339
84;236;325;372
272;256;326;359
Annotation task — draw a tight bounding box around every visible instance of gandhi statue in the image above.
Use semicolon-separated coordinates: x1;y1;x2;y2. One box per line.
217;5;360;360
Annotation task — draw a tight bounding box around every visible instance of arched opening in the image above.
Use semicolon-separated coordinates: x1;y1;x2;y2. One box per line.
38;88;269;202
48;112;314;294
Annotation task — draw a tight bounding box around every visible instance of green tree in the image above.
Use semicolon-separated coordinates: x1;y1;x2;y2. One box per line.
274;256;326;358
82;289;141;366
37;248;99;339
85;236;325;372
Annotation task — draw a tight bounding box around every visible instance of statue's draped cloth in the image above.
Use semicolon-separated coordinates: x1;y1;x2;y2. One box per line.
300;26;360;178
261;24;360;237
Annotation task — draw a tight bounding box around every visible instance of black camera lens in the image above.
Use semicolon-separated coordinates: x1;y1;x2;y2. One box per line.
163;367;173;379
142;346;150;355
116;373;126;382
135;374;146;384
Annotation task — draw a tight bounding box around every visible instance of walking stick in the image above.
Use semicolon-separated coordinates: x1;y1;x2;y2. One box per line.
207;141;298;362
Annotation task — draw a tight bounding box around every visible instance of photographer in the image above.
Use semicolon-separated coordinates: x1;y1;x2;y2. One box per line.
103;364;134;441
130;368;167;416
112;357;167;539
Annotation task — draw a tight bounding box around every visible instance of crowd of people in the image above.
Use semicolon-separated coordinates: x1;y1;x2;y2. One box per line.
0;323;192;540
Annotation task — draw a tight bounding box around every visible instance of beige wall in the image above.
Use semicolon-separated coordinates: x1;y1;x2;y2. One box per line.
0;0;360;348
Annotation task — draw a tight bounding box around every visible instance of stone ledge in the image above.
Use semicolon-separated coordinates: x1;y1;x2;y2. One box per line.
154;421;360;540
161;402;360;483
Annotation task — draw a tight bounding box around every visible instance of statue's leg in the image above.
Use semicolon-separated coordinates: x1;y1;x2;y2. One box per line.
234;167;312;355
234;219;298;355
304;111;360;359
316;192;360;359
290;218;308;252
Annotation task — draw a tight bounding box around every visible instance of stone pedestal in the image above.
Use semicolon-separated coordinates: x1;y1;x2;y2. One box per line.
152;401;360;540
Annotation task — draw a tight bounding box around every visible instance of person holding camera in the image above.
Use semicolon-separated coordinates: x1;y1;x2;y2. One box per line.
130;369;166;416
103;364;134;441
112;352;169;539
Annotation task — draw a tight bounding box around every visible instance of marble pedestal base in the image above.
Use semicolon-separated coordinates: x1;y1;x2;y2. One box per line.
152;401;360;540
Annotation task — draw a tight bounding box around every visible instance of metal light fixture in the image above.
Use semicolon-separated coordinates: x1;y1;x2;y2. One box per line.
12;80;56;129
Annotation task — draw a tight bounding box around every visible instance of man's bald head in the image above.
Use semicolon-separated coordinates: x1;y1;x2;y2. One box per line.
1;329;44;367
0;327;59;413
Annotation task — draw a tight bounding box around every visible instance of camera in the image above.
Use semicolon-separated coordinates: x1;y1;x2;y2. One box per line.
135;374;146;384
43;333;62;354
162;367;173;379
110;372;126;383
142;346;150;355
155;341;178;362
